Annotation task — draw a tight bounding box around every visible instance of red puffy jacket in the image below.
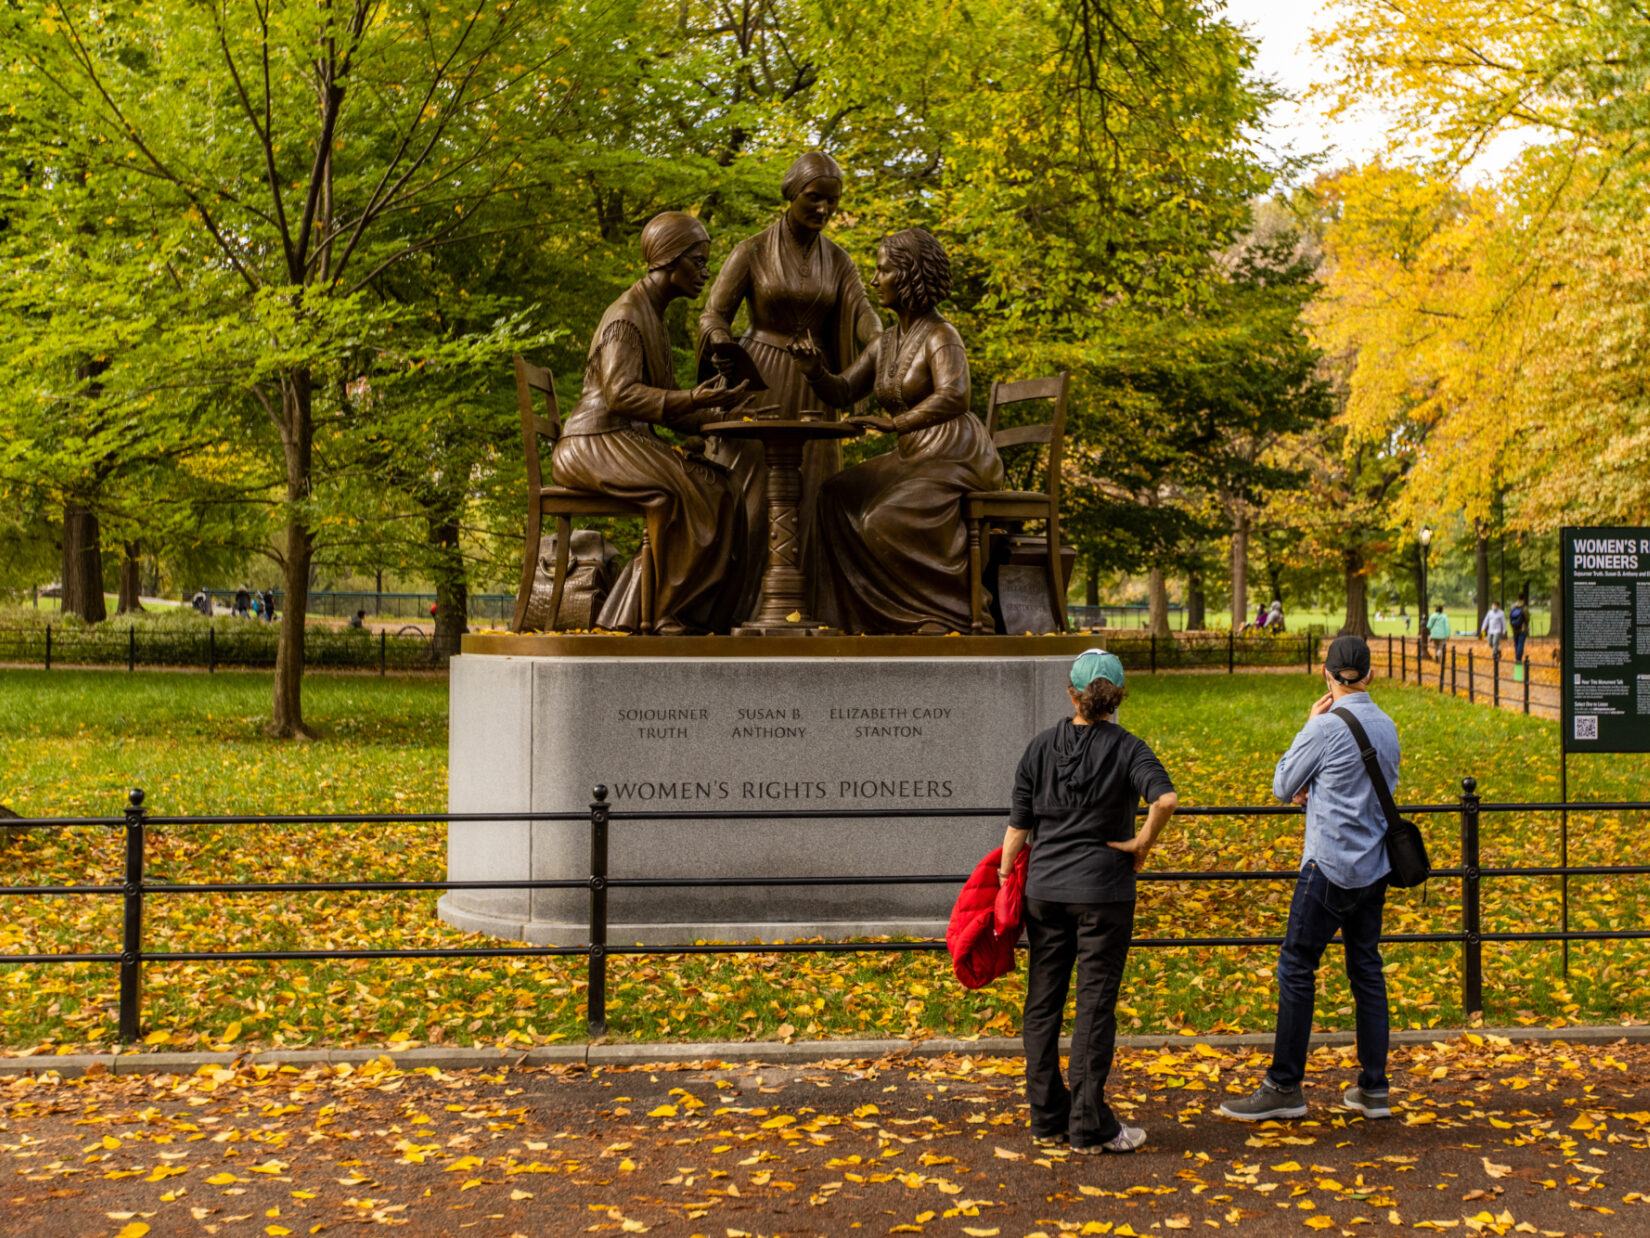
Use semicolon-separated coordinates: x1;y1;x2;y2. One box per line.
946;846;1028;989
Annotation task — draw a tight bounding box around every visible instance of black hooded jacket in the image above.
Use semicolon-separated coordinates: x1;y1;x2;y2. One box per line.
1009;718;1175;904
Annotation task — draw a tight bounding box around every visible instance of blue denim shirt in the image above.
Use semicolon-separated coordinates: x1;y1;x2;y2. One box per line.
1272;691;1400;890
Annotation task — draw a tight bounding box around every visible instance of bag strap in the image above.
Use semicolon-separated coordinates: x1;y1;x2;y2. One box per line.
1330;708;1401;836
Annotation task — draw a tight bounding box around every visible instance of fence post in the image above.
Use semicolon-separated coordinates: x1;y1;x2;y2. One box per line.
208;626;216;674
1149;634;1157;675
587;784;610;1039
1386;633;1392;678
1522;658;1530;715
1227;625;1234;674
1492;651;1500;709
44;623;51;671
1451;646;1457;696
1467;649;1475;703
1439;645;1446;693
1459;776;1482;1019
380;630;386;677
129;625;136;673
119;788;148;1044
1400;634;1406;683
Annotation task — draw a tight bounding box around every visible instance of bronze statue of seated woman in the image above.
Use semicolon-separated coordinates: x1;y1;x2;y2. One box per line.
788;229;1004;634
552;212;751;635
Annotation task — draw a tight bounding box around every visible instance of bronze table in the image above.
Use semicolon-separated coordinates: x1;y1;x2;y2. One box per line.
702;417;861;635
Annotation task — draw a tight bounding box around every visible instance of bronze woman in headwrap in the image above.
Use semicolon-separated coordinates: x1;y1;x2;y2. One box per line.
552;212;750;635
698;151;883;616
788;229;1004;634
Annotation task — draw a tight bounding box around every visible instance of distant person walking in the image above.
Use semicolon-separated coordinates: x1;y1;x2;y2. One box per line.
233;584;251;618
1482;601;1507;660
1221;635;1400;1123
998;650;1178;1155
1426;604;1450;662
191;588;210;616
348;609;366;629
1267;600;1285;633
1509;595;1530;662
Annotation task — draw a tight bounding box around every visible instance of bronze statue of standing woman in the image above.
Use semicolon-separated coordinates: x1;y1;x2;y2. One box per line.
789;228;1004;634
698;152;883;617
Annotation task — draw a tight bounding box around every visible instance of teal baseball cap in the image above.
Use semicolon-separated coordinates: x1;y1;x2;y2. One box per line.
1070;647;1125;690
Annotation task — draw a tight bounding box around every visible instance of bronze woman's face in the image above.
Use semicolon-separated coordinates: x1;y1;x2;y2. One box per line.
872;244;903;310
668;240;711;299
787;177;841;233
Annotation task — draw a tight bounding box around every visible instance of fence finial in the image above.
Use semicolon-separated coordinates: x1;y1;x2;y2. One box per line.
592;785;608;803
128;788;146;810
1461;777;1477;796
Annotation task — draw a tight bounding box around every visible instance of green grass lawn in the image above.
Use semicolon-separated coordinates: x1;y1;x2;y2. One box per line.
0;667;1643;1052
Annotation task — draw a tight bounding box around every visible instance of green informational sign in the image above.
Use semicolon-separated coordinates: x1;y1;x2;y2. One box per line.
1562;526;1650;753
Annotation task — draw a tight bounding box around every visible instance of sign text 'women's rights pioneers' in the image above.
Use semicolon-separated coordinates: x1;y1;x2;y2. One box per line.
1564;528;1650;752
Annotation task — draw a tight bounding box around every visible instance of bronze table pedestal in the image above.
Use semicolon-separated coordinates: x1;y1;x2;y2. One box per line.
703;417;860;635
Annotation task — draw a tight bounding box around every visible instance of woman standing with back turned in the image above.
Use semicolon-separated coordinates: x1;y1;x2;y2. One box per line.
997;650;1178;1153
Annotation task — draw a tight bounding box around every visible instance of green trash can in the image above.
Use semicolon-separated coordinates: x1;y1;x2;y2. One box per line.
1513;661;1525;682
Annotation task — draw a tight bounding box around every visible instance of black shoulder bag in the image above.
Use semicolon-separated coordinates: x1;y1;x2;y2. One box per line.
1330;708;1430;889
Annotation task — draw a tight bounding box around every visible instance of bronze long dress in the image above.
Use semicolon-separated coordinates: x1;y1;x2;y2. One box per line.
552;283;744;635
804;313;1005;634
698;217;882;615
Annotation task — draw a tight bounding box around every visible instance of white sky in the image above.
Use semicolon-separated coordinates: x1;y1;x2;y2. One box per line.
1223;0;1534;180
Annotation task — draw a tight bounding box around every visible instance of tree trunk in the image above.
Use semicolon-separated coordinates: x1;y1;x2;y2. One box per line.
1475;522;1491;633
1411;540;1425;616
1147;567;1172;638
60;500;107;623
1185;569;1205;631
116;542;144;614
1549;580;1563;644
1084;557;1099;608
430;509;469;660
1340;544;1375;637
1229;512;1248;632
1266;563;1283;609
270;370;316;739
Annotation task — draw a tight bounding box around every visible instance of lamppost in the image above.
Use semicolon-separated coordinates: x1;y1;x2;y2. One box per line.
1418;526;1434;619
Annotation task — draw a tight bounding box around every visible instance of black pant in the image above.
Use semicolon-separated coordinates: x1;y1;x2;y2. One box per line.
1021;897;1134;1147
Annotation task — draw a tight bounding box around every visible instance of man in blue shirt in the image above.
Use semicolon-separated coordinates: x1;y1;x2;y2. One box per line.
1221;634;1401;1123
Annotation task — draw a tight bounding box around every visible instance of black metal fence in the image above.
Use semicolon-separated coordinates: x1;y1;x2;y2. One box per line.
198;589;516;623
1375;634;1561;718
0;624;443;673
3;783;1647;1045
1;627;1322;675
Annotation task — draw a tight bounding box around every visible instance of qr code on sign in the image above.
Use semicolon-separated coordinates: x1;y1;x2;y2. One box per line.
1575;715;1599;741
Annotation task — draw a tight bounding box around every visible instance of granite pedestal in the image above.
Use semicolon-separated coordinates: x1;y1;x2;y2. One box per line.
439;635;1099;945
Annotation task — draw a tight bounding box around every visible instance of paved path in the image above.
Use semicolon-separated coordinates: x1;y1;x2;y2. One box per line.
4;1037;1646;1237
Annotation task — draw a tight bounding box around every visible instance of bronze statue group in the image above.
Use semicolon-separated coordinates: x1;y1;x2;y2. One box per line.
555;151;1003;636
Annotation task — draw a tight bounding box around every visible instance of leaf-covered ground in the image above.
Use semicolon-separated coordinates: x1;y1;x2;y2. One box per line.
1;669;1647;1052
3;1037;1648;1237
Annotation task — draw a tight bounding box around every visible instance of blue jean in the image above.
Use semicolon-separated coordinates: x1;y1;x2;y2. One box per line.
1266;862;1390;1092
1514;631;1528;662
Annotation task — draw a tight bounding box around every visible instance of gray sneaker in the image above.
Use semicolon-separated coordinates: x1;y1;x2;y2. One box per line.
1074;1124;1147;1154
1219;1081;1308;1122
1343;1086;1391;1118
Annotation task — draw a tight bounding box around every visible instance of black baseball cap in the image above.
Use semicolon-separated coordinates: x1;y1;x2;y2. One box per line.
1325;634;1372;685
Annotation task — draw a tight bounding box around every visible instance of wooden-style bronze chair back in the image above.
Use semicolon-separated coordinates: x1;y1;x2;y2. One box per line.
964;371;1071;634
984;371;1069;519
509;355;655;635
515;354;563;498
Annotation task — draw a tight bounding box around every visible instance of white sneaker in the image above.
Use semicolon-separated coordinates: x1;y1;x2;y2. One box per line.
1343;1086;1392;1118
1075;1124;1147;1154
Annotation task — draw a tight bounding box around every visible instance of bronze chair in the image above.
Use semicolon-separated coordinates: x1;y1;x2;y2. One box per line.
965;371;1071;634
510;356;654;634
